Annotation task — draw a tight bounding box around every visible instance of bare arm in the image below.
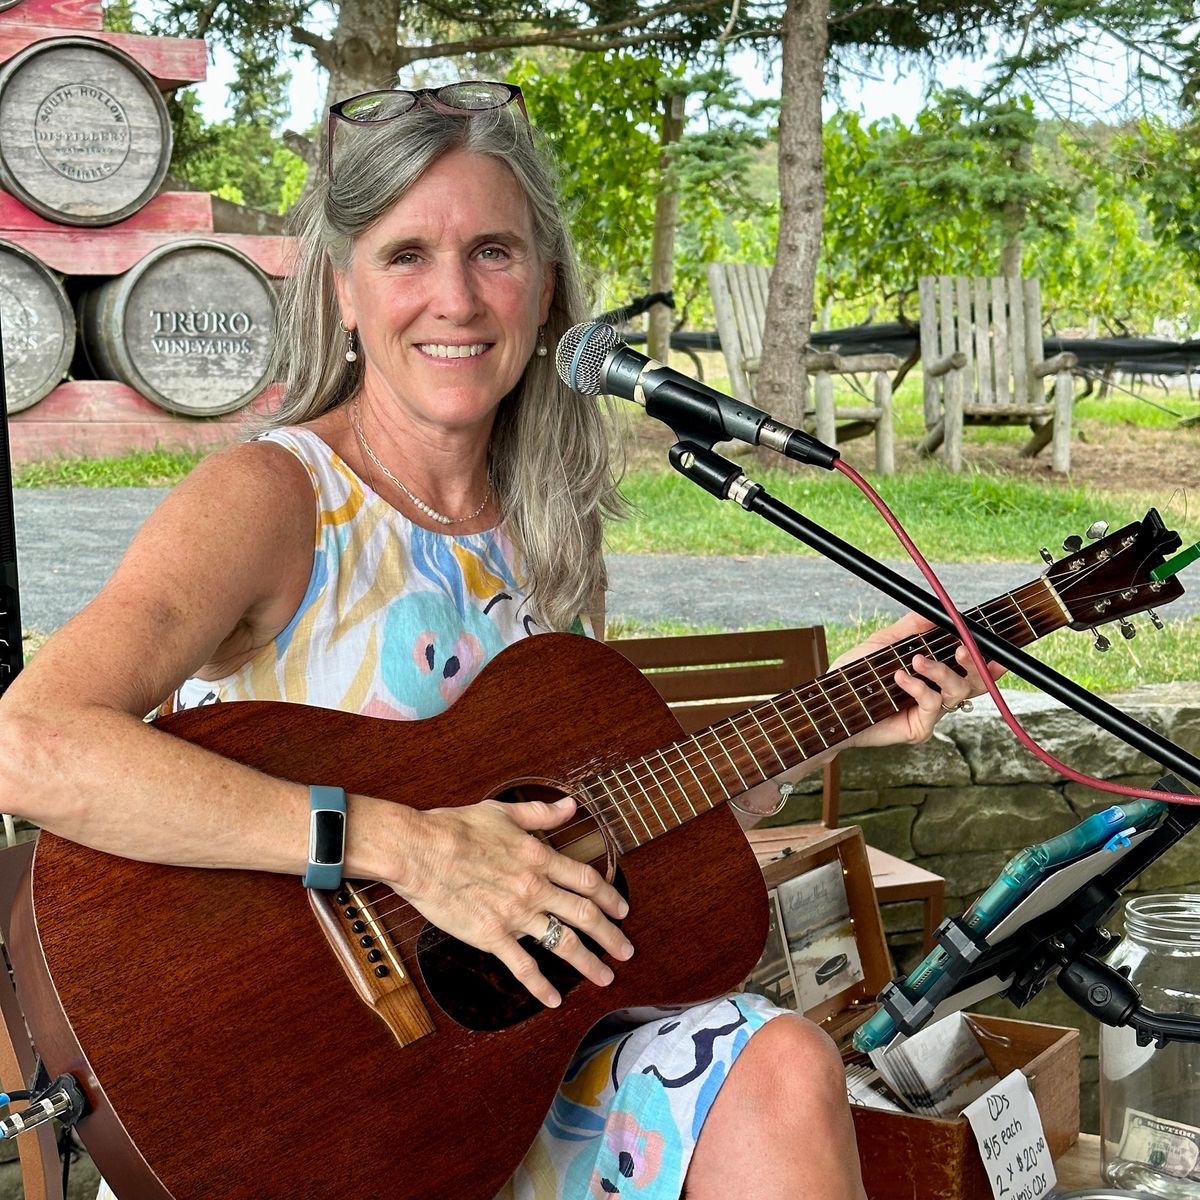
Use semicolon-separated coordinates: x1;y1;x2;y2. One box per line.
0;445;630;1005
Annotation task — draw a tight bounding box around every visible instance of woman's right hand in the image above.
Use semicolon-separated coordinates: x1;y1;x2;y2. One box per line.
394;795;635;1007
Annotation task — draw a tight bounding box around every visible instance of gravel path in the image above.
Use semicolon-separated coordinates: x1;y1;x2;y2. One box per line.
12;487;1198;634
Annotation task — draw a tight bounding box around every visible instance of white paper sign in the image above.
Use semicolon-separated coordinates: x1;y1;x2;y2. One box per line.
962;1069;1056;1200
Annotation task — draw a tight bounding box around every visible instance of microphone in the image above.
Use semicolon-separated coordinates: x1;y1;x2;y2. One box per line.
555;320;838;469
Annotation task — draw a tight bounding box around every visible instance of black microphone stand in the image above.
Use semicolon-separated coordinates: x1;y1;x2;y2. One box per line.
664;435;1200;787
656;423;1200;1045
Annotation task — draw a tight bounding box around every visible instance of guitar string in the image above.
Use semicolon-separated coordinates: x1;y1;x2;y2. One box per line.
344;602;1028;945
356;563;1112;917
338;564;1141;958
349;561;1140;953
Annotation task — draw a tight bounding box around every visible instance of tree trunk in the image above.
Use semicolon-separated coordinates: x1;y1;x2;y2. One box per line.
999;140;1031;277
647;91;685;365
297;0;406;192
755;0;828;430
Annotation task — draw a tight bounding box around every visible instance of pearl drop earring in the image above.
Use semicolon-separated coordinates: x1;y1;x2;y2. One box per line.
342;322;358;363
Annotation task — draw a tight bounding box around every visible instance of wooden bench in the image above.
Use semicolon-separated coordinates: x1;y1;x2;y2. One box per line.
609;627;945;950
706;262;897;473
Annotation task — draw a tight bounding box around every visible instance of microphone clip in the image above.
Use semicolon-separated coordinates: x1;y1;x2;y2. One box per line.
668;442;763;509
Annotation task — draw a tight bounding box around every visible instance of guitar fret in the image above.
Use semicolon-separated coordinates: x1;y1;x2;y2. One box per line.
687;737;730;802
769;697;805;755
723;718;755;788
625;764;667;837
647;753;684;827
861;655;902;712
841;664;876;723
812;677;852;741
665;743;707;813
1009;594;1038;639
610;770;653;844
744;709;787;776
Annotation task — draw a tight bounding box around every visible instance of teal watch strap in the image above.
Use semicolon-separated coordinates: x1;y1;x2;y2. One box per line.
303;785;346;890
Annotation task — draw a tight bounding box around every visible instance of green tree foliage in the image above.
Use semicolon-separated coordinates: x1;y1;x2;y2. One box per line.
512;53;775;321
817;101;1200;334
104;2;309;212
1111;117;1200;282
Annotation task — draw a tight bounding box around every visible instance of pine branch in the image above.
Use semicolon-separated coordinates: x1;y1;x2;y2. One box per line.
392;0;720;64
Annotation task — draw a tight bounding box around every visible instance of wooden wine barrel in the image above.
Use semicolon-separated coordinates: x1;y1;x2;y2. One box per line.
0;37;173;226
0;239;74;414
76;239;278;416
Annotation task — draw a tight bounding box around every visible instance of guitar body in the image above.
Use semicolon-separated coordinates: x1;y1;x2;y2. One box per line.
8;634;769;1200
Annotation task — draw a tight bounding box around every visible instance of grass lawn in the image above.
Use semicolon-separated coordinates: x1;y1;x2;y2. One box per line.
13;358;1199;692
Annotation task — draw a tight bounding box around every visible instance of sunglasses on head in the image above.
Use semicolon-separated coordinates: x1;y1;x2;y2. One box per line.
326;81;527;181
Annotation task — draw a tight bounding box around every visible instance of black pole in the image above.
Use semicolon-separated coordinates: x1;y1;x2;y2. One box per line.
0;305;23;697
669;442;1200;789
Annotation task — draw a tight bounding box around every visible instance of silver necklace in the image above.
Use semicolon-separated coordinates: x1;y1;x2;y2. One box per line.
350;402;491;526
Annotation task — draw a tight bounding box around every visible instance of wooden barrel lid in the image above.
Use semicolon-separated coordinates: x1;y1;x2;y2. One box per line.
77;238;278;416
0;36;173;226
0;239;75;413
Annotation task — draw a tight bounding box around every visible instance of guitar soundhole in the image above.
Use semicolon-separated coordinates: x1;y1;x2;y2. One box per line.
417;780;625;1031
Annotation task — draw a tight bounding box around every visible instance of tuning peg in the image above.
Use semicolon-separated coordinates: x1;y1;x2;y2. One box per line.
1086;521;1110;540
1148;609;1165;630
1039;547;1054;565
1091;629;1111;652
1062;535;1084;552
1119;619;1136;640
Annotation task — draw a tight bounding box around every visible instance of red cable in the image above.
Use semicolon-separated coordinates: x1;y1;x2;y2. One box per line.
832;457;1200;806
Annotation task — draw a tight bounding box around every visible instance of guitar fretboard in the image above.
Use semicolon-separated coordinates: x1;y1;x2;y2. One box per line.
583;579;1067;853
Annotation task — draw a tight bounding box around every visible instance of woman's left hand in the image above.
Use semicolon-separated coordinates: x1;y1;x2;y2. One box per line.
830;612;1004;751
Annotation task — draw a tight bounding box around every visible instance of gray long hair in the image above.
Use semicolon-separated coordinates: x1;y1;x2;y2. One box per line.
266;103;626;631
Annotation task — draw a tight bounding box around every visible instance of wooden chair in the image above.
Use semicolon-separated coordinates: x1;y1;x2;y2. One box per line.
608;628;945;951
916;274;1079;473
705;262;897;473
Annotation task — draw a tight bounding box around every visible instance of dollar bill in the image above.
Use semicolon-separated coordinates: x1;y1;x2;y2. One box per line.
1117;1108;1200;1178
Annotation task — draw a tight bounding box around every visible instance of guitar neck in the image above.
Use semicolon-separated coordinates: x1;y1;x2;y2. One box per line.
588;577;1069;852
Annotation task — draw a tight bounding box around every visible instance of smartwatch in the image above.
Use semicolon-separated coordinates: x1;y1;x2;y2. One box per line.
303;785;347;890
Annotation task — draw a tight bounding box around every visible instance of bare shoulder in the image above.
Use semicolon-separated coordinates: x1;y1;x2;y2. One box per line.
16;438;318;715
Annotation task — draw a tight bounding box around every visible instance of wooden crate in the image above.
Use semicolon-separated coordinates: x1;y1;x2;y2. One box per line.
746;824;1080;1200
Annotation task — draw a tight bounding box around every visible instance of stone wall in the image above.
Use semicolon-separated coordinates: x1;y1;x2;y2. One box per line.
766;681;1200;1133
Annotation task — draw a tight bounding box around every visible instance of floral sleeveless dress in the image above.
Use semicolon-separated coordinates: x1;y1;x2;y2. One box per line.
149;427;784;1200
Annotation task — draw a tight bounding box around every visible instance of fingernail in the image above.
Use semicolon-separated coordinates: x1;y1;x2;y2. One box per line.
617;898;630;918
598;966;614;985
620;940;635;959
546;990;562;1007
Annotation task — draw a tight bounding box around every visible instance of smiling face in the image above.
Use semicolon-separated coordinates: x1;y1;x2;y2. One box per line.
333;147;555;442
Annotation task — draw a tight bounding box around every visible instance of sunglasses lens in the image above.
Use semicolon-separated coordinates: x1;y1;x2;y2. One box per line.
340;91;419;123
436;82;515;111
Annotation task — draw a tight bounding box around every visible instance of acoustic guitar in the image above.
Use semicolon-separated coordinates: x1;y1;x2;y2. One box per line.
7;512;1184;1199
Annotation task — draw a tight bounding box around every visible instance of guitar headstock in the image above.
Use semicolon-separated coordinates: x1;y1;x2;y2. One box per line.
1045;509;1185;635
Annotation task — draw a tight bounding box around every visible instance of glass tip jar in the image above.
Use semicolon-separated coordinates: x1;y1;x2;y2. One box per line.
1100;894;1200;1197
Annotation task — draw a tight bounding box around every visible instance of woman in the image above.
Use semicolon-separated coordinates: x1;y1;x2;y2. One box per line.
0;84;987;1199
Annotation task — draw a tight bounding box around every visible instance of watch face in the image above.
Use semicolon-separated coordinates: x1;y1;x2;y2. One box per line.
311;810;345;865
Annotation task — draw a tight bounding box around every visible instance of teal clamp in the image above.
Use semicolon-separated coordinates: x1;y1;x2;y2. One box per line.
1152;541;1200;582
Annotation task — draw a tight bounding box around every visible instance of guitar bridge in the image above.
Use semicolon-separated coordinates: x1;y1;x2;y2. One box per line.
309;881;434;1047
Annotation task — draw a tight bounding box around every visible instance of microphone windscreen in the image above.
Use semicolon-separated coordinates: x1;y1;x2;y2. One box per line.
554;321;621;395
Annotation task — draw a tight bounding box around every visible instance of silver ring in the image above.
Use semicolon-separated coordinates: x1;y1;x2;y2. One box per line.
539;914;564;950
940;699;974;713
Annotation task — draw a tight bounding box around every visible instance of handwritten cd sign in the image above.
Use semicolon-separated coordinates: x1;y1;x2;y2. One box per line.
963;1070;1057;1200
